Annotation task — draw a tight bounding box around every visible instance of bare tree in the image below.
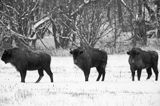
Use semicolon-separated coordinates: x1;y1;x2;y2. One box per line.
154;0;160;38
76;1;110;47
0;0;40;48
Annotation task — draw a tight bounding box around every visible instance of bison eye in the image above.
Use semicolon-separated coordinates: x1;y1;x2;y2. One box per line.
135;51;140;55
79;50;83;54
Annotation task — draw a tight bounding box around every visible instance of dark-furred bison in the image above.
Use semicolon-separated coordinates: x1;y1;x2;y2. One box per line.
127;47;159;81
1;47;53;83
70;47;108;81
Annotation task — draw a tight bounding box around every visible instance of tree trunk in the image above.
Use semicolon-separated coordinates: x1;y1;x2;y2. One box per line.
59;26;70;49
114;0;117;50
143;0;155;21
31;39;37;49
117;0;124;30
154;0;160;38
51;19;60;48
130;0;136;47
138;0;143;17
107;6;111;25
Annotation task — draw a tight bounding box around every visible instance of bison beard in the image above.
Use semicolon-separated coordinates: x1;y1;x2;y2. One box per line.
1;47;53;83
127;47;159;81
70;47;108;81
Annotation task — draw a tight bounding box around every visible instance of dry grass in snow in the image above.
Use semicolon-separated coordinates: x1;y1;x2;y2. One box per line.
0;54;160;106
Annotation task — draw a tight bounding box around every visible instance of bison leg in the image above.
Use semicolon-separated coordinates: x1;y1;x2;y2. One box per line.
44;67;53;82
102;71;106;81
36;69;44;83
84;69;90;81
146;67;152;80
96;66;106;81
20;70;27;83
130;67;135;81
131;71;135;81
152;65;159;81
96;72;102;81
137;69;142;81
101;65;106;81
96;67;102;81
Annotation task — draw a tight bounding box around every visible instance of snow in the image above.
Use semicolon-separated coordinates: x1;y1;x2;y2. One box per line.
0;54;160;106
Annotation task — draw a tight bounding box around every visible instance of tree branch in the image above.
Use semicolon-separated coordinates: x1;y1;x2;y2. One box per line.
59;35;79;47
0;11;17;25
120;0;135;18
1;0;19;15
0;20;36;41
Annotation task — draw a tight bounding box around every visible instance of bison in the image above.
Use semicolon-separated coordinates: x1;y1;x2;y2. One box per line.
70;47;108;81
1;47;53;83
127;47;159;81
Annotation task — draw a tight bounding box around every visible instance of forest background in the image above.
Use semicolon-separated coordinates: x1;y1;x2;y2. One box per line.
0;0;160;55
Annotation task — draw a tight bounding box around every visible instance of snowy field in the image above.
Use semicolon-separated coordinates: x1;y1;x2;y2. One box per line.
0;54;160;106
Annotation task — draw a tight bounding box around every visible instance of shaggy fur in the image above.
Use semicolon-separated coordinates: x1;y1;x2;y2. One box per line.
70;47;108;81
127;47;158;81
1;47;53;83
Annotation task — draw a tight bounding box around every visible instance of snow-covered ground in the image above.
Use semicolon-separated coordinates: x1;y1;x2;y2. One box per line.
0;54;160;106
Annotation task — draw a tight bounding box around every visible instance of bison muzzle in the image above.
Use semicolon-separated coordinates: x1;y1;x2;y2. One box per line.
70;47;108;81
127;47;159;81
1;47;53;83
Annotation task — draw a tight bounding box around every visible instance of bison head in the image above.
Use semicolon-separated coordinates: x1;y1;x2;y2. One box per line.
70;47;84;64
70;47;84;58
1;49;13;64
127;48;141;57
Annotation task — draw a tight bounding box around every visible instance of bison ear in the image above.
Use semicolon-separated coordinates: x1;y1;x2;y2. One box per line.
70;50;73;54
127;51;130;55
70;48;73;54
